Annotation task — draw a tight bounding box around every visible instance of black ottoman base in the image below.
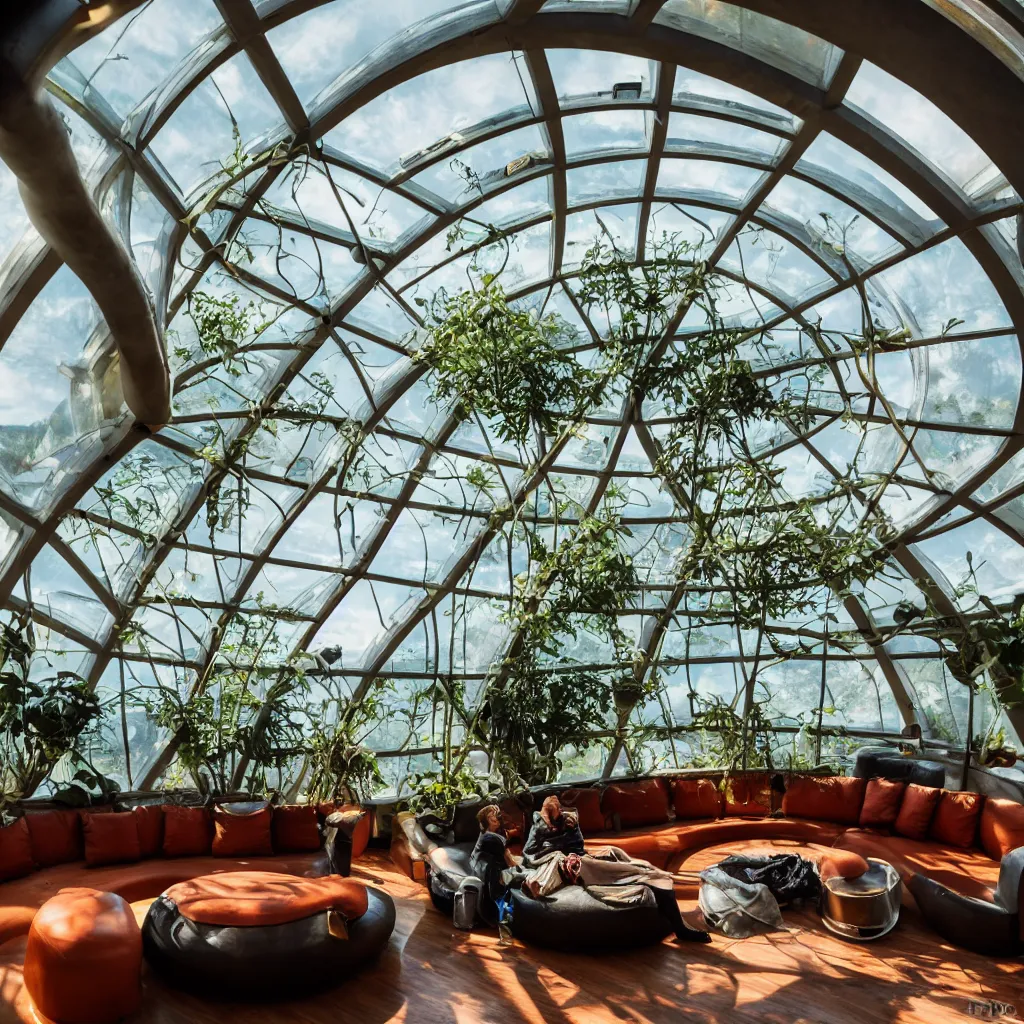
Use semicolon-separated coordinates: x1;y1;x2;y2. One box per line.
142;886;396;999
510;885;673;951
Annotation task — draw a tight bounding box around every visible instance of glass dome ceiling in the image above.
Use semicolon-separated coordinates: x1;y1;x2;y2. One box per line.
3;0;1024;795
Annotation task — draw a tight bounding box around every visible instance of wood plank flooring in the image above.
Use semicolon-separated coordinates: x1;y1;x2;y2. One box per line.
1;849;1022;1024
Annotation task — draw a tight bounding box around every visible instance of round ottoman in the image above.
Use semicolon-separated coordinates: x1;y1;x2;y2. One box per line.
510;884;673;950
24;887;142;1024
142;871;396;998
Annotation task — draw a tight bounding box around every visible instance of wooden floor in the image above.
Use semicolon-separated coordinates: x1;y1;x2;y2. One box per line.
2;849;1022;1024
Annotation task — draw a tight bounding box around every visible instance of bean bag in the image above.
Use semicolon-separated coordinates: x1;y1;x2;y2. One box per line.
142;871;395;998
24;887;142;1024
510;884;672;950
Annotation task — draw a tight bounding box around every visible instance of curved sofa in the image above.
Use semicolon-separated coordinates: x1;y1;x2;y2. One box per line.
392;772;1024;956
0;799;371;947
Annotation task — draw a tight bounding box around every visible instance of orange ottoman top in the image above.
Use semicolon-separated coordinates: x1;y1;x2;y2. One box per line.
24;887;142;1024
163;871;369;927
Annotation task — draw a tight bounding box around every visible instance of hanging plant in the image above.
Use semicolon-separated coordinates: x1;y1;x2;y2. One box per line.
414;274;617;446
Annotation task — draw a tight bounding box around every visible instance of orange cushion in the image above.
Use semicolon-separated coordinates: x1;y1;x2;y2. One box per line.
161;806;212;858
25;810;82;867
859;778;906;828
497;798;527;843
164;871;369;927
213;805;273;857
82;812;141;868
979;797;1024;861
782;775;866;826
894;783;942;840
24;888;141;1024
601;778;670;829
818;849;870;881
0;817;35;882
672;778;722;820
929;790;985;849
723;773;771;817
272;805;321;853
559;788;606;833
133;805;164;858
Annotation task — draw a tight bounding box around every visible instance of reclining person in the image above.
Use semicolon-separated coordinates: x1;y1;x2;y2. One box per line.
521;795;709;942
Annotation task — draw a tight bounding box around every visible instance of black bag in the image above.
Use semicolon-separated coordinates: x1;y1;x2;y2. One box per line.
714;853;821;905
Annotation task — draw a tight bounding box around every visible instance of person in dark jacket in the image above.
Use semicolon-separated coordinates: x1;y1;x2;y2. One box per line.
469;803;522;925
522;795;585;863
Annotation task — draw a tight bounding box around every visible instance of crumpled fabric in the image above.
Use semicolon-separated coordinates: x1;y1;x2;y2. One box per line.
714;853;822;906
698;866;786;937
585;883;656;908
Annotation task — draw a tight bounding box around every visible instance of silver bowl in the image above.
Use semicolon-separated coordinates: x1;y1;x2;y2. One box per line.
820;857;902;941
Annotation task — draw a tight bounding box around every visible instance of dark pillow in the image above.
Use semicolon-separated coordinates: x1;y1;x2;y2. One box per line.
859;778;906;828
723;773;772;817
929;790;985;849
672;778;722;820
894;783;942;840
133;805;164;858
272;805;321;853
83;812;141;867
212;804;273;857
452;799;485;844
979;797;1024;860
0;817;35;881
162;805;212;858
25;810;82;867
782;776;866;825
601;778;670;829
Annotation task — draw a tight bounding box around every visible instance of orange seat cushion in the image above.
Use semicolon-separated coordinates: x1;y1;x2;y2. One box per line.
83;812;141;867
272;805;321;853
162;806;212;858
0;817;35;882
672;778;722;820
979;797;1024;861
23;887;142;1024
213;805;273;857
723;773;771;817
163;871;369;926
25;810;82;867
559;788;606;833
133;805;164;858
894;783;942;840
929;790;985;849
835;829;1000;903
782;775;866;826
601;778;671;829
859;778;906;828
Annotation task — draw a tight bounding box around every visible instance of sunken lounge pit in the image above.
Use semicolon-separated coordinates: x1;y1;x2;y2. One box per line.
3;0;1024;1022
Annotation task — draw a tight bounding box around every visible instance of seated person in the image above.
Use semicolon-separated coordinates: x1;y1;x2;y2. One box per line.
522;795;709;943
470;803;523;926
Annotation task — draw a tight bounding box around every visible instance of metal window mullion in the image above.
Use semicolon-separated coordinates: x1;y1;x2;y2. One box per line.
525;50;567;277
